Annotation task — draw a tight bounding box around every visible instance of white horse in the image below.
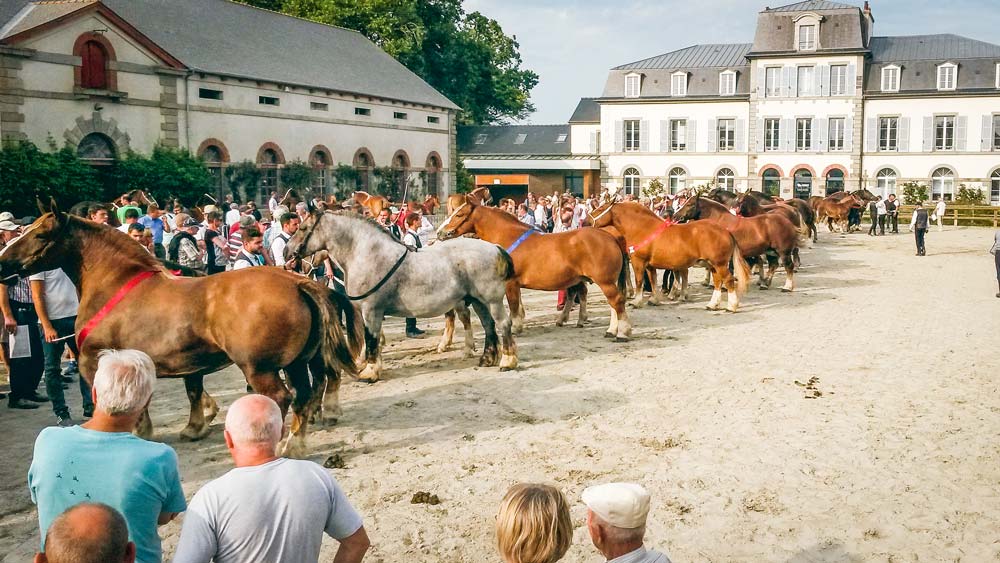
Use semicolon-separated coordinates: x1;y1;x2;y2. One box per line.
285;211;517;382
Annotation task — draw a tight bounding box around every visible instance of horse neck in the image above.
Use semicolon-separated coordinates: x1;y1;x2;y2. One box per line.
63;223;160;316
471;207;529;246
315;216;390;271
610;206;662;237
739;198;762;215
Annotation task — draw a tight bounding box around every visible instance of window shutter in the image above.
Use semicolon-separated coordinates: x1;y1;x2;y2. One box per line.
922;116;933;152
660;120;670;152
982;115;993;151
820;64;831;96
865;117;877;151
686;120;697;152
898;117;910;152
955;115;967;151
783;66;792;97
815;65;825;96
846;63;857;95
757;67;767;97
816;118;827;151
589;130;598;153
755;118;764;152
788;67;798;97
614;120;623;152
639;120;649;152
782;118;794;151
708;119;717;152
844;118;854;152
736;119;747;152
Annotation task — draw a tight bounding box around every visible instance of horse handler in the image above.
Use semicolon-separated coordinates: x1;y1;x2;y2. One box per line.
909;201;930;256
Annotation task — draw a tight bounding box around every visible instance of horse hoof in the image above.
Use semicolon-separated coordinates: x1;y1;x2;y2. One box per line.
555;320;565;327
781;288;792;293
358;377;379;385
614;336;629;343
604;331;615;339
758;285;768;290
179;427;210;442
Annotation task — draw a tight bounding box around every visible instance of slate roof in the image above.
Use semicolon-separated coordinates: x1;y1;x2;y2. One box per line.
0;0;458;110
458;125;571;156
870;34;1000;62
763;1;858;12
614;44;752;70
568;98;599;123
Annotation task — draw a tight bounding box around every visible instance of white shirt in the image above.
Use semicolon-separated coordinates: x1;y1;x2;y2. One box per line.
225;209;240;227
270;231;291;267
172;458;363;563
117;223;129;233
534;204;547;226
935;201;946;215
416;216;434;246
28;269;79;320
608;546;673;563
876;201;887;216
232;249;261;270
268;197;279;213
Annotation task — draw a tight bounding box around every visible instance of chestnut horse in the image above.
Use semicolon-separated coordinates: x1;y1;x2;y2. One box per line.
673;194;800;292
446;186;492;215
352;191;391;216
437;199;632;340
0;201;362;458
816;194;862;232
734;193;812;244
589;202;750;312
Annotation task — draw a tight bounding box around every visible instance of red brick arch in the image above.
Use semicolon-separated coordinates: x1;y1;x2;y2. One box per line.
196;138;230;162
308;144;333;167
256;142;285;165
353;147;375;168
424;151;443;170
73;32;118;91
821;164;848;178
790;164;817;177
391;149;410;170
757;164;784;177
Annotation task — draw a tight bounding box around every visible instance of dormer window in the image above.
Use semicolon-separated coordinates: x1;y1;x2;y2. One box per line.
937;63;957;91
671;72;687;97
719;70;736;96
881;65;900;92
625;74;641;98
798;25;816;50
793;13;822;52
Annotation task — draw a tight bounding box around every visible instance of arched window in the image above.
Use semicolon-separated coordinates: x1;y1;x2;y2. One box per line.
716;168;735;190
354;150;372;192
826;169;845;196
931;167;955;201
77;132;116;165
392;151;410;199
991;169;1000;204
80;40;109;89
762;168;780;196
202;145;224;198
622;168;640;197
668;167;686;194
876;168;896;198
258;148;279;195
793;169;813;199
312;150;329;194
425;154;441;198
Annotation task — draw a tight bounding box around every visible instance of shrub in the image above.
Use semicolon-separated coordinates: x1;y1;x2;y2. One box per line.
280;159;314;192
901;182;928;205
224;160;262;204
112;144;214;207
642;178;665;198
0;139;101;217
955;184;986;205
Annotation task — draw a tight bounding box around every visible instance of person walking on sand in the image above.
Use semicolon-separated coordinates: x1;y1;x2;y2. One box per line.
909;201;930;256
934;199;947;232
992;229;1000;298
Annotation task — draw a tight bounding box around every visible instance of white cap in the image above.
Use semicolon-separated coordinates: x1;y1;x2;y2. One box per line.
582;483;650;529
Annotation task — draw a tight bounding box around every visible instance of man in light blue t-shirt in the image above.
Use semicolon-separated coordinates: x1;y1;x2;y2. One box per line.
138;203;170;260
29;349;185;563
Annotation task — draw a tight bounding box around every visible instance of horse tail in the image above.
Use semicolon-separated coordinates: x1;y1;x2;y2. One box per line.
617;248;630;296
296;280;362;378
728;233;750;297
495;246;516;281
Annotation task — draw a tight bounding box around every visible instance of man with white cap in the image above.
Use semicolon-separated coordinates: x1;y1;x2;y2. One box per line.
582;483;672;563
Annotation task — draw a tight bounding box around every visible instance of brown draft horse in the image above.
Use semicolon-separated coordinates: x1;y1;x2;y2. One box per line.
734;193;812;246
815;193;862;232
589;202;751;312
673;194;800;292
0;202;362;458
352;190;391;216
437;199;632;340
446;186;493;215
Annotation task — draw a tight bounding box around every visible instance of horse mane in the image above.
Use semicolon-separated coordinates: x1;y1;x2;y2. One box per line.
474;203;529;228
66;215;162;270
325;211;408;247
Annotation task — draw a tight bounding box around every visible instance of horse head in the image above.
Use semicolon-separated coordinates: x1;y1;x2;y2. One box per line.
672;193;701;222
587;200;616;229
284;209;327;262
0;199;73;283
437;197;477;240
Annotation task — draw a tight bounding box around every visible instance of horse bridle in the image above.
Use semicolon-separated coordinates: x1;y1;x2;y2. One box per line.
588;201;617;223
435;201;468;236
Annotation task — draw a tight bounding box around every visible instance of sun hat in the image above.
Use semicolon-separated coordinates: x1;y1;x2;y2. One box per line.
582;483;651;529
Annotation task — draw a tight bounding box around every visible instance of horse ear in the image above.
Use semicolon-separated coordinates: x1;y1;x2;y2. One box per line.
37;197;50;214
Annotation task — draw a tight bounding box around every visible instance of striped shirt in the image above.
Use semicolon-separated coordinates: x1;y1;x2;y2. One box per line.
7;277;32;304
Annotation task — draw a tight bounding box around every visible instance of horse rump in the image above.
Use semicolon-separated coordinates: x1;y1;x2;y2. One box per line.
296;279;363;378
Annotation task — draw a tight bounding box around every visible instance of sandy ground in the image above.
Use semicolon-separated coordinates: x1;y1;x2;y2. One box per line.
1;226;999;562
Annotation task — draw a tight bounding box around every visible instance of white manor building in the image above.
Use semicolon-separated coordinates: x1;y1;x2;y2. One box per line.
0;0;458;201
570;0;1000;204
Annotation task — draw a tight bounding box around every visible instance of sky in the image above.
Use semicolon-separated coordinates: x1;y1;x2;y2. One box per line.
463;0;1000;124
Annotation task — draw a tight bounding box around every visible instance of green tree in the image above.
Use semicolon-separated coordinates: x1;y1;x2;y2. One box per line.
331;164;359;196
112;145;215;207
0;140;101;217
243;0;538;124
225;160;262;203
454;159;473;193
280;159;314;191
955;184;986;205
901;182;929;205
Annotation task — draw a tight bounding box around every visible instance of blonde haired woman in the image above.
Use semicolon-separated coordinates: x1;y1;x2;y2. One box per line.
496;483;573;563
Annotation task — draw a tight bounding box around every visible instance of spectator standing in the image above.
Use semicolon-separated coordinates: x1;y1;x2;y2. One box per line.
270;212;300;269
168;217;204;273
495;483;572;563
34;502;136;563
138;204;169;259
909;201;930;256
295;202;310;224
401;214;425;338
0;217;46;410
28;349;186;563
115;196;141;225
127;225;152;253
224;204;240;229
88;205;109;225
31;268;93;425
992;230;1000;298
868;197;880;236
227;215;255;261
517;204;536;228
934;199;947;232
117;209;140;234
583;483;672;563
173;395;369;563
203;211;228;275
376;208;401;240
885;194;899;234
534;198;548;231
247;201;262;222
876;197;887;236
232;227;265;270
267;191;279;215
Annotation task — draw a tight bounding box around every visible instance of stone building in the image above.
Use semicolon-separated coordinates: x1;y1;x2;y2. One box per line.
0;0;458;201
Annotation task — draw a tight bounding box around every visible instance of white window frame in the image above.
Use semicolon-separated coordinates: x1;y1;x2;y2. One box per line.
671;72;687;97
876;168;897;197
937;63;957;91
625;73;641;98
797;66;815;97
830;64;848;96
795;118;812;151
623;168;641;197
829;117;845;151
624;120;640;152
798;24;816;51
719;70;736;96
670;119;687;152
934;115;955;151
878;117;898;152
764;118;780;151
668;167;686;194
993;114;1000;151
881;65;900;93
716;168;736;190
718;118;736;151
931;167;955;201
765;66;782;98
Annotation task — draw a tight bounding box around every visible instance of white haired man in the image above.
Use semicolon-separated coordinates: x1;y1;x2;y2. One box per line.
583;483;673;562
35;502;135;563
173;395;370;563
28;350;186;563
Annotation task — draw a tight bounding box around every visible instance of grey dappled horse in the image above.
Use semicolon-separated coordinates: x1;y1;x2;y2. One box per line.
285;211;518;382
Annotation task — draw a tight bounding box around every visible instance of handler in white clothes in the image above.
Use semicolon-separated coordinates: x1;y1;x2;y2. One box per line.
583;483;673;563
934;199;947;232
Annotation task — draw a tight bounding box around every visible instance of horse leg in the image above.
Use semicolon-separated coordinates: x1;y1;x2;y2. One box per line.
702;268;712;288
680;269;690;301
437;309;456;353
469;298;500;367
648;268;666;305
598;282;631;341
764;254;779;289
576;284;589;327
556;286;573;326
781;250;797;292
489;300;518;371
179;375;212;441
359;315;384;383
202;391;219;425
630;258;649;308
458;305;476;358
506;282;525;334
277;359;315;459
310;352;341;426
706;265;724;311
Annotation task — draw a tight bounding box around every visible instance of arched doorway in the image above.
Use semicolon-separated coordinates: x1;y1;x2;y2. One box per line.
622;167;640;198
876;168;897;199
716;168;735;191
825;169;845;195
425;153;442;199
931;167;954;201
201;145;225;201
392;151;410;200
793;169;812;199
668;167;686;194
257;148;280;200
991;169;1000;204
762;168;780;197
77;132;116;164
354;150;373;192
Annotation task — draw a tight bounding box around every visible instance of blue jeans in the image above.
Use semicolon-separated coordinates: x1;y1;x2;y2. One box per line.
42;316;92;419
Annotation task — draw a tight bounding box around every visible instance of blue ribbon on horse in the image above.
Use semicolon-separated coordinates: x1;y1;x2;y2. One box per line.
506;229;538;254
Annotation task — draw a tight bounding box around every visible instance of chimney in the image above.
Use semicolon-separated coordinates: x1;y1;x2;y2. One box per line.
862;1;874;47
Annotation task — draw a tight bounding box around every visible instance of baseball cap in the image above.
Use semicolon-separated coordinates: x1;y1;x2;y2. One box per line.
181;217;200;228
582;483;651;529
0;218;18;231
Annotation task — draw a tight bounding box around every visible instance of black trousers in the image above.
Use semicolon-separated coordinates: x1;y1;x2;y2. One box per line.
878;215;886;235
7;303;44;402
914;228;927;255
994;251;1000;286
869;216;878;235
